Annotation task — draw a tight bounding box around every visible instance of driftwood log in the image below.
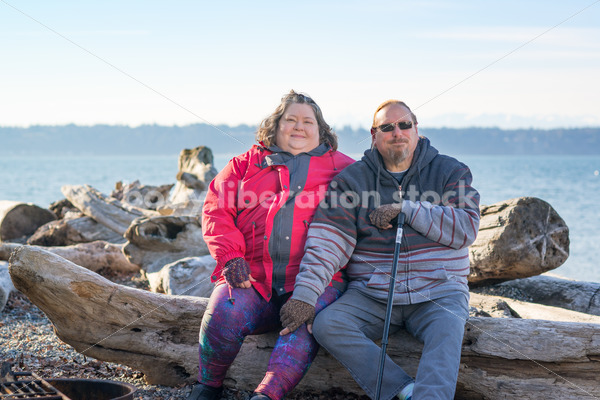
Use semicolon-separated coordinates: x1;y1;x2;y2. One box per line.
61;185;158;236
0;201;56;242
0;241;138;274
9;246;600;399
481;275;600;316
0;261;15;312
469;197;570;286
27;216;126;246
469;292;600;323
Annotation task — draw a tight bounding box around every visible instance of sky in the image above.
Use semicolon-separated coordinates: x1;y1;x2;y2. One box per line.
1;0;599;130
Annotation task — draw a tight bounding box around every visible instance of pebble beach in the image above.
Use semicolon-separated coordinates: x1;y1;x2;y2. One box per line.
1;270;367;400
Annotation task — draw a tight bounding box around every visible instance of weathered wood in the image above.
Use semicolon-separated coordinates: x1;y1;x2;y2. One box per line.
9;246;600;399
165;146;218;214
469;197;570;286
112;180;174;211
61;184;158;235
122;215;209;277
0;201;57;242
0;261;15;312
469;292;600;324
1;242;138;274
150;256;215;297
27;216;126;246
481;274;600;316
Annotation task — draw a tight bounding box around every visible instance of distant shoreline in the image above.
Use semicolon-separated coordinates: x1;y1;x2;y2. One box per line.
2;124;600;156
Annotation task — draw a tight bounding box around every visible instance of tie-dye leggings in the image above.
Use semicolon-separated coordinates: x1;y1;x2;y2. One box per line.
198;283;341;400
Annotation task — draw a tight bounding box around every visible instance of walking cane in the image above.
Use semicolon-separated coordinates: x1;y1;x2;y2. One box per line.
375;211;405;400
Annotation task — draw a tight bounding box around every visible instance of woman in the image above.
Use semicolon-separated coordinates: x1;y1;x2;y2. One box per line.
188;90;354;400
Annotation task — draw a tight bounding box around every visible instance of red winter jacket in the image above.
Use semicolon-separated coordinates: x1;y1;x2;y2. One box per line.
202;143;354;301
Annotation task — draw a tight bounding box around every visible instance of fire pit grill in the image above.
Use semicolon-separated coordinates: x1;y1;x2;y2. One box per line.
0;363;136;400
1;371;69;400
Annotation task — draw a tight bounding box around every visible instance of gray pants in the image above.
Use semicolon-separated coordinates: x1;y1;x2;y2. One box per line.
312;288;469;400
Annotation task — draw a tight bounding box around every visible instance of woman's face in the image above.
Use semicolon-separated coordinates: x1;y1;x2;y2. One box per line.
275;102;320;155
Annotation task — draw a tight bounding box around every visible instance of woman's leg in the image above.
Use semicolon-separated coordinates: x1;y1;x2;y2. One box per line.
254;286;342;400
198;284;279;387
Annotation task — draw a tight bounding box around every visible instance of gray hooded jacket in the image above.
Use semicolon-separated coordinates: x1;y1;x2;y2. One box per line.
292;137;481;306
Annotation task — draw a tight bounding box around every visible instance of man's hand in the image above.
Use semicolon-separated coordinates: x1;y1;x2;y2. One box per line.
369;203;403;229
279;299;315;335
223;257;255;288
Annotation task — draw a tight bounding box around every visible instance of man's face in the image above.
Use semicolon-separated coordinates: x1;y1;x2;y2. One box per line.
373;104;419;171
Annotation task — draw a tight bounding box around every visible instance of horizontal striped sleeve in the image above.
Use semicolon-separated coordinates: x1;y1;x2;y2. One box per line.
293;222;357;306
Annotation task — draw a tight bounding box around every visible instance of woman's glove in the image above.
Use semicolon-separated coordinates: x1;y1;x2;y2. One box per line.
279;299;315;335
369;203;403;229
223;257;251;287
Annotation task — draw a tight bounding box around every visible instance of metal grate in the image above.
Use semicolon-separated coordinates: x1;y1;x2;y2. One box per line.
0;371;70;400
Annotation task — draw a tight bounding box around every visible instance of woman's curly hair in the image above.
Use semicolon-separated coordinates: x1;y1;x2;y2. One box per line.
256;90;338;151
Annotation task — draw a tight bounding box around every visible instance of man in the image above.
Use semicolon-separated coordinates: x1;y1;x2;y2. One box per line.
279;100;480;400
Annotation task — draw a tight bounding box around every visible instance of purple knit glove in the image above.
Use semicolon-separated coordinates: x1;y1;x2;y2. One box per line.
223;257;251;287
369;203;403;229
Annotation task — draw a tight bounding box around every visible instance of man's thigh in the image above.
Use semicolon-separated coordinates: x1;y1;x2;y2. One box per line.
314;288;403;341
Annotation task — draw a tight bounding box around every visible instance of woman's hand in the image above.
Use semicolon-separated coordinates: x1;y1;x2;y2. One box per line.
223;257;256;288
279;299;316;335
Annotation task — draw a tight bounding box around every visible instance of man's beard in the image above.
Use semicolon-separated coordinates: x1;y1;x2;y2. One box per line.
386;146;410;166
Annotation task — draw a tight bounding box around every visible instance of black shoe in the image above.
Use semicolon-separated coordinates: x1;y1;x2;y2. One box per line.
186;383;223;400
250;393;272;400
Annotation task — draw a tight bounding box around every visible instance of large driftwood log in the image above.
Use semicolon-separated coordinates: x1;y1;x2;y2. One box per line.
469;197;570;286
61;185;158;235
123;215;209;276
1;242;138;274
0;201;56;242
27;216;126;246
9;247;600;399
0;261;15;312
164;146;218;215
481;274;600;316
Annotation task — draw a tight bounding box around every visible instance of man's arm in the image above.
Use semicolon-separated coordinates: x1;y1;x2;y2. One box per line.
403;163;480;249
280;177;358;335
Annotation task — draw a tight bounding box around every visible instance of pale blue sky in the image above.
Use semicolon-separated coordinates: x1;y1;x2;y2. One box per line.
1;0;599;129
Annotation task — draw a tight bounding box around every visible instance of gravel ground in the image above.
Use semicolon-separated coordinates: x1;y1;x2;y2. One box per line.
1;271;368;400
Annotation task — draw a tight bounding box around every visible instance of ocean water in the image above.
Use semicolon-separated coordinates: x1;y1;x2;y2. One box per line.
0;153;598;283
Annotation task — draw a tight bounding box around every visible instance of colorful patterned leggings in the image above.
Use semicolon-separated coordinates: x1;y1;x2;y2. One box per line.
198;284;341;400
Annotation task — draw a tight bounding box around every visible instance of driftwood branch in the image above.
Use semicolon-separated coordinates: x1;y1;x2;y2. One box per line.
9;246;600;399
61;185;158;235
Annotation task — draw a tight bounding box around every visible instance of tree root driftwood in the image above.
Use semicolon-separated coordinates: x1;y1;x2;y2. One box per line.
9;246;600;399
167;146;218;212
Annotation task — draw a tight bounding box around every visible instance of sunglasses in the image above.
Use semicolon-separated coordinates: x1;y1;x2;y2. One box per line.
374;121;413;132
